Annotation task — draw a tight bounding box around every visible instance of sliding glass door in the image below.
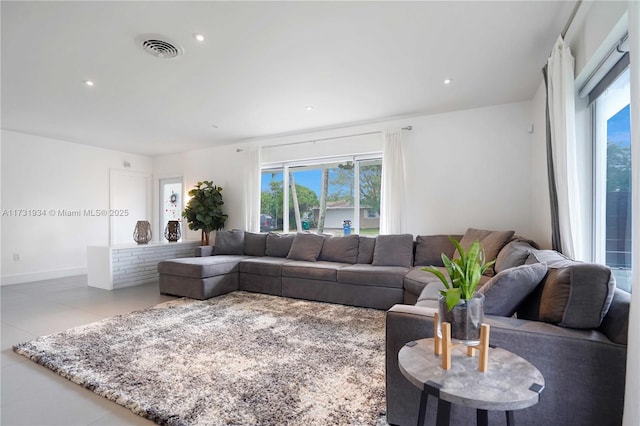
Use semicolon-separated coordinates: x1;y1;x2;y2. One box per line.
261;156;382;236
593;68;631;292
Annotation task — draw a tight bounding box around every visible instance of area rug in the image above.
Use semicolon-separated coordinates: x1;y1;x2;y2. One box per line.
13;291;387;425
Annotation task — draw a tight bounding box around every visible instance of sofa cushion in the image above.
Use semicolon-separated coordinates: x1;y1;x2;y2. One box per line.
403;266;446;297
413;235;457;267
282;261;348;282
357;236;376;264
337;264;408;289
541;265;615;328
319;235;359;264
238;257;289;277
372;234;414;268
525;249;574;267
265;233;295;257
244;232;267;257
287;233;325;262
495;240;537;273
519;253;616;329
417;281;447;302
214;230;245;255
598;288;630;345
455;228;515;276
158;255;249;279
478;263;548;317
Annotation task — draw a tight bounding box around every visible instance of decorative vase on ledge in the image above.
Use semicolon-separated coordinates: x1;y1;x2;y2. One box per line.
437;292;485;346
164;220;181;242
133;220;152;244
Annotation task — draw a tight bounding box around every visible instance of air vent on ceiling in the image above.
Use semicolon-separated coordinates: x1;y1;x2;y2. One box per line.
135;34;184;59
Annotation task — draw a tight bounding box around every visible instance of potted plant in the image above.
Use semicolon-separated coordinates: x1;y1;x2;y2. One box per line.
182;181;228;245
422;237;493;345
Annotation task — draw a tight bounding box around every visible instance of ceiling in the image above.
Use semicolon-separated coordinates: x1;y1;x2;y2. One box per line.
1;1;576;157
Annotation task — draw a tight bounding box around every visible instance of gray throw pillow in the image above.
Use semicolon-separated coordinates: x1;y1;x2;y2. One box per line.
538;263;615;329
287;233;326;262
319;235;359;264
414;235;456;267
479;263;548;317
494;240;536;273
214;230;245;255
455;228;515;276
525;249;574;268
357;236;376;264
265;233;295;257
371;234;413;268
244;232;267;257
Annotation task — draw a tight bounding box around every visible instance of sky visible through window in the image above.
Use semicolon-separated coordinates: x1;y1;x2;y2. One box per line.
608;104;630;147
262;170;322;194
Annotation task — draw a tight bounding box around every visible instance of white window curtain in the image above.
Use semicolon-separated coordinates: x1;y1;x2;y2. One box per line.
623;2;639;425
547;36;584;260
243;146;261;232
380;128;406;234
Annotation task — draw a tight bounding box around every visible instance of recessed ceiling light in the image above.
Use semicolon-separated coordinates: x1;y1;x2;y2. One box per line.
443;78;453;85
84;80;95;87
193;33;205;42
305;106;314;111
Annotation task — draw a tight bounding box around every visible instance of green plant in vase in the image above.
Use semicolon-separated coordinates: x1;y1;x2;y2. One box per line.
422;236;494;344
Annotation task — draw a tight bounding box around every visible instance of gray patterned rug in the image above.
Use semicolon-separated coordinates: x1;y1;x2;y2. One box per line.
13;291;387;425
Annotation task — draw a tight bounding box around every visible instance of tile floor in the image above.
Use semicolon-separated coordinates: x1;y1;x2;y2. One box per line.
1;275;177;425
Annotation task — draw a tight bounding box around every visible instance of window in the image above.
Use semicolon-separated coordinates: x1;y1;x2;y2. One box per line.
260;169;284;232
593;67;631;292
261;156;382;236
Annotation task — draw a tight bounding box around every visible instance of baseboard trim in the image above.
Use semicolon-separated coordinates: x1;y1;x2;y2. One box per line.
1;267;88;286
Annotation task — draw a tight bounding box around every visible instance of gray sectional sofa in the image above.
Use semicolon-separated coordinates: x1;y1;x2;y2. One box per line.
157;228;630;426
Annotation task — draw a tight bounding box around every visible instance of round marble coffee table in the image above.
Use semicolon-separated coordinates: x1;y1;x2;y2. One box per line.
398;338;544;426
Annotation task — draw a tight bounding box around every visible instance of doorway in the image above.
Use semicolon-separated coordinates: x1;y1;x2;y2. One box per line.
159;177;184;242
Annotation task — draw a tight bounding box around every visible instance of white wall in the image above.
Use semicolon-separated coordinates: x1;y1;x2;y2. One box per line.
566;0;629;83
156;100;541;243
402;102;537;239
154;145;245;243
1;130;152;284
1;101;544;284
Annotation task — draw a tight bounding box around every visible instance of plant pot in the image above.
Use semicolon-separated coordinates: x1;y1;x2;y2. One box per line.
437;292;485;346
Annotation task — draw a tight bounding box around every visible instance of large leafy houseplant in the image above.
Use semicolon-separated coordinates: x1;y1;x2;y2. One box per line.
422;236;494;311
182;181;228;245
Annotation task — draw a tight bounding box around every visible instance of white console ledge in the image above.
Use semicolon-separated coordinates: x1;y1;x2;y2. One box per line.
88;240;200;290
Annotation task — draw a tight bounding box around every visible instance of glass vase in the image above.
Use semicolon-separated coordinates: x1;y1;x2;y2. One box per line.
437;292;485;346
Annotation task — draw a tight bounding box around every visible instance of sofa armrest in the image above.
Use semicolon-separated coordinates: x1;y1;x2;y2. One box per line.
386;304;626;426
195;245;214;257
